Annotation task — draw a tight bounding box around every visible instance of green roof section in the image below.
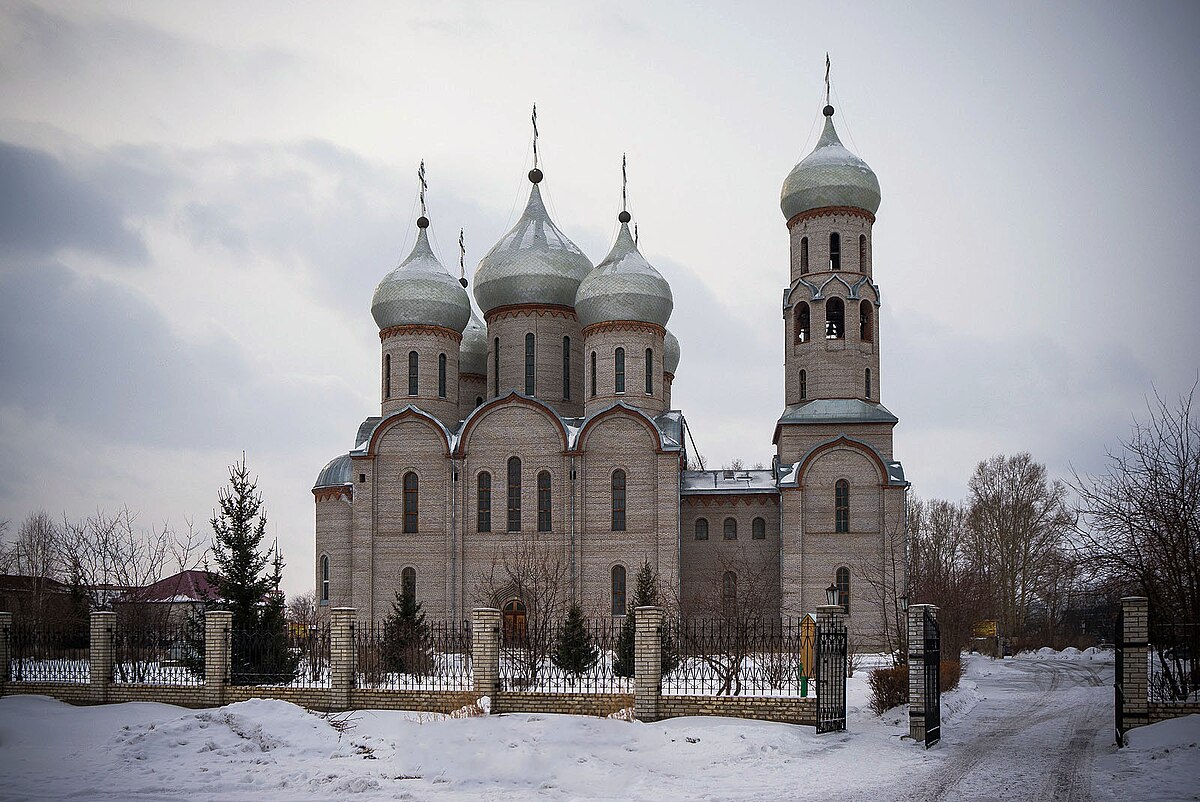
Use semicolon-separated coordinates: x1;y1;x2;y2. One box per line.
776;399;898;426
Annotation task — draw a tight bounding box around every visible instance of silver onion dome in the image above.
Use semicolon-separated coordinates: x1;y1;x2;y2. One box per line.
575;221;673;329
663;328;680;375
781;108;881;220
460;308;488;375
472;182;594;314
371;225;472;333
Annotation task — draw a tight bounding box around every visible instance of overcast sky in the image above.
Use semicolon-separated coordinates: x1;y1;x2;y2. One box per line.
1;1;1198;597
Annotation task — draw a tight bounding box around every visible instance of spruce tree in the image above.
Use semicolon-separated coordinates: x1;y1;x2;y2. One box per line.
552;603;599;676
613;562;678;677
380;588;432;675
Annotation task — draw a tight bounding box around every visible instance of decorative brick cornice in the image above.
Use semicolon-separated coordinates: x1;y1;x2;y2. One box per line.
786;206;875;228
485;303;578;325
379;324;463;343
581;320;666;339
313;487;352;502
460;372;487;383
681;494;778;508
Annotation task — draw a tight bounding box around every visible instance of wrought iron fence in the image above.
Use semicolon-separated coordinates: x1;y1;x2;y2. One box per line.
355;620;472;691
499;616;630;694
9;624;90;684
663;617;813;697
1149;621;1199;703
113;623;204;685
229;624;330;687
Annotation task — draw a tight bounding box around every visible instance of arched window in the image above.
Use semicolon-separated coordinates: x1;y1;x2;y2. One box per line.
615;348;626;394
383;354;391;399
644;348;654;395
752;517;766;540
859;234;867;271
493;338;500;398
800;236;809;274
611;565;627;616
825;298;845;339
799;369;807;400
438;353;447;398
524;333;535;396
537;470;552;532
402;566;417;601
860;301;873;342
829;232;841;270
836;566;850;613
611;469;627;531
865;368;872;399
835;479;849;533
507;457;521;532
590;351;597;398
408;351;419;396
723;517;737;540
694;518;709;540
475;396;483;408
403;472;419;533
477;472;492;532
562;337;571;400
721;571;737;615
795;302;810;343
320;555;329;603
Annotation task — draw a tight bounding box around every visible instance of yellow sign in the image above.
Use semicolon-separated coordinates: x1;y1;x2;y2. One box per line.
973;620;997;637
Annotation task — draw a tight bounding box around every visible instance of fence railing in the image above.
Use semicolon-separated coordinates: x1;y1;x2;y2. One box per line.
229;624;331;688
1149;621;1199;703
499;616;630;694
663;617;813;697
113;624;205;685
355;620;472;691
9;625;90;684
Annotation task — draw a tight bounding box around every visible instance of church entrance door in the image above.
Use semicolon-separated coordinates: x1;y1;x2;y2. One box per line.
502;599;527;645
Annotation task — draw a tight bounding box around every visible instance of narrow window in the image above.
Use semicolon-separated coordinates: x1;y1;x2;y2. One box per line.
477;472;492;532
800;236;809;274
438;353;447;398
865;368;872;399
723;517;737;540
611;565;627;616
614;348;625;394
403;472;419;533
721;571;737;616
402;566;416;602
493;338;500;398
644;348;654;395
320;555;329;603
524;333;535;395
860;301;873;342
383;354;391;399
611;469;626;531
799;369;807;400
694;518;709;541
825;298;845;339
408;351;419;396
537;470;552;532
829;232;841;270
795;302;810;343
562;336;571;400
836;567;850;613
752;517;766;540
475;396;483;408
835;479;849;533
859;234;867;271
507;457;521;532
590;351;597;398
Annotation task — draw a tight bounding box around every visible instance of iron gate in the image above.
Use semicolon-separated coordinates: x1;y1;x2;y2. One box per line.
1114;607;1124;746
923;609;941;748
815;625;847;734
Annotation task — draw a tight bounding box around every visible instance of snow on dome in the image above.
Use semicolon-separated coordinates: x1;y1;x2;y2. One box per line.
664;328;680;374
472;183;594;314
460;308;488;375
780;111;881;220
371;226;472;333
575;221;673;329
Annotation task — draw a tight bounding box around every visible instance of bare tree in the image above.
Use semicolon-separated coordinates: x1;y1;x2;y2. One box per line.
0;511;63;580
907;497;981;654
287;590;319;629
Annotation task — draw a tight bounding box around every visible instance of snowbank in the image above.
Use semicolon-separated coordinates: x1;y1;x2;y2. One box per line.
1014;646;1114;661
1098;714;1200;802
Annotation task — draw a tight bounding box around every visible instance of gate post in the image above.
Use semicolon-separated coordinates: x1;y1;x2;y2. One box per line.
328;607;357;710
634;605;663;722
471;608;501;700
90;610;116;704
907;603;938;742
815;603;847;733
1119;597;1149;735
204;609;232;707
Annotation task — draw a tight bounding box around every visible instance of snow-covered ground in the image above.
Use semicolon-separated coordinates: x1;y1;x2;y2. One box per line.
0;649;1196;801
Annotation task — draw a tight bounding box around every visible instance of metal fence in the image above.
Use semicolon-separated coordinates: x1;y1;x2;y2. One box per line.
9;624;90;684
355;620;472;691
113;623;205;685
663;617;813;697
1149;621;1199;703
229;624;330;687
499;617;630;694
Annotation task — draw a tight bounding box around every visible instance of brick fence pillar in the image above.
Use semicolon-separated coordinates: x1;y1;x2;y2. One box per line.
329;607;356;710
634;605;663;722
0;611;11;687
907;603;938;741
472;608;501;700
1120;596;1149;735
204;610;232;707
90;610;116;704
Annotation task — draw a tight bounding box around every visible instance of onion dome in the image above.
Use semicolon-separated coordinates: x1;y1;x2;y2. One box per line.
371;221;472;333
663;329;680;375
575;218;673;329
780;106;880;220
460;308;488;375
472;176;594;314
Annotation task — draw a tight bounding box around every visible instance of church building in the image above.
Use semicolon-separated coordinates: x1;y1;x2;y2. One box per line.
313;98;908;648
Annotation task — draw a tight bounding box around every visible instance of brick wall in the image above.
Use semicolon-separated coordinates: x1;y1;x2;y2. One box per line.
380;327;462;427
486;307;584;418
657;695;815;725
493;692;632;717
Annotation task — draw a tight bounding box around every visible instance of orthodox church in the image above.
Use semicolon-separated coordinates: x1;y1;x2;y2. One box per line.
313;98;908;647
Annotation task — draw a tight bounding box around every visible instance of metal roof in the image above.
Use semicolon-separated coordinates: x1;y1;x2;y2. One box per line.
460;308;488;375
781;112;881;220
682;469;779;495
664;329;680;374
313;453;353;489
777;399;898;426
575;221;673;329
371;226;472;333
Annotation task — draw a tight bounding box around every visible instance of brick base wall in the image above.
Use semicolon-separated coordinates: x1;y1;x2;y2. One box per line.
1148;702;1200;724
657;695;816;725
492;692;632;717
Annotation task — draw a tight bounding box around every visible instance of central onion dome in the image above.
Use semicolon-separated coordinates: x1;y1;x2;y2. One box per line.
371;221;472;333
575;218;673;329
472;175;594;314
663;328;680;375
781;106;881;221
460;308;488;375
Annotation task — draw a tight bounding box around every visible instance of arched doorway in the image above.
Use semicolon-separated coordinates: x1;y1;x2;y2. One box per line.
502;598;527;644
